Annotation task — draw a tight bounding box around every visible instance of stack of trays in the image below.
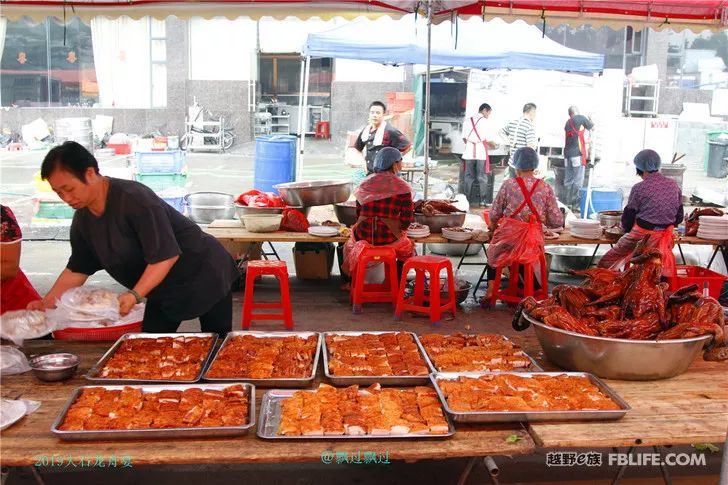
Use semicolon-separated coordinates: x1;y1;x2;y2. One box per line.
697;215;728;240
442;227;473;241
569;219;603;239
407;223;430;239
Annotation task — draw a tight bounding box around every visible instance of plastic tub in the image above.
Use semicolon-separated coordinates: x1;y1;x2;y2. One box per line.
135;150;186;174
579;187;623;220
53;321;142;341
242;214;283;233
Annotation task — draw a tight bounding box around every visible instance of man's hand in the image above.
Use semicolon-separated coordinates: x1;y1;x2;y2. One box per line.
118;292;137;317
27;297;55;311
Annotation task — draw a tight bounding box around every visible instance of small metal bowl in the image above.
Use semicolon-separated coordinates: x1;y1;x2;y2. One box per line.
29;353;79;382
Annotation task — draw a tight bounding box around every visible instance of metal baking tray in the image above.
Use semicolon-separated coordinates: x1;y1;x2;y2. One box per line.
51;382;255;441
256;388;455;440
203;331;321;387
322;331;435;386
431;371;630;423
85;333;218;384
420;334;543;373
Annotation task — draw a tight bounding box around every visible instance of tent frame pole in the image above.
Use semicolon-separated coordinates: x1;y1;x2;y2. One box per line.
298;55;311;180
296;57;306;179
423;0;432;200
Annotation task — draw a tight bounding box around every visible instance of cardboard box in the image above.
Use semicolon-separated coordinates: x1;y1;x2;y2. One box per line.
293;243;334;280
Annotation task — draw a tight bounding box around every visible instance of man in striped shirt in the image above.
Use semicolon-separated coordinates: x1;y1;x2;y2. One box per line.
500;103;538;178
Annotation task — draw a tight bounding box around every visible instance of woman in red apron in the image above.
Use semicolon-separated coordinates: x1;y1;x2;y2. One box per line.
481;148;564;308
1;205;41;314
599;150;683;282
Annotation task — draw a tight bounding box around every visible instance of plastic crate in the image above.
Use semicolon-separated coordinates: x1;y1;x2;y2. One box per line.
162;196;185;213
36;201;75;219
52;321;142;341
135;172;188;192
674;265;727;298
135;150;185;174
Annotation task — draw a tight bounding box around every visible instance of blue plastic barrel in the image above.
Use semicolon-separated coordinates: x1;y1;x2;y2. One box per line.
579;187;623;219
254;135;296;193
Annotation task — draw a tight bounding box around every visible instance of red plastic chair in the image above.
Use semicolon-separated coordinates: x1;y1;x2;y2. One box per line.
242;260;293;329
394;255;456;326
489;254;549;306
350;246;399;314
315;121;330;139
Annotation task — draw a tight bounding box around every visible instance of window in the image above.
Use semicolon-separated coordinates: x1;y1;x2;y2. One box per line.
1;18;98;107
259;54;332;105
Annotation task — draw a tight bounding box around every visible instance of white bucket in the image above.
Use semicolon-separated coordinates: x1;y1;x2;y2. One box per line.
167;135;180;150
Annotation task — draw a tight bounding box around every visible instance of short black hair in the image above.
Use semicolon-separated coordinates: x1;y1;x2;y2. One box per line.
369;101;387;113
41;141;99;183
523;103;537;114
636;168;645;176
478;103;492;113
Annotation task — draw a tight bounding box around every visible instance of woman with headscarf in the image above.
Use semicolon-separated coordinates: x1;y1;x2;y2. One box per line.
598;149;683;278
342;147;415;281
481;147;563;307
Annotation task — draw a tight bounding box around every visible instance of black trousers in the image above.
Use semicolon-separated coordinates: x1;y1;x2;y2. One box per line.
143;290;233;337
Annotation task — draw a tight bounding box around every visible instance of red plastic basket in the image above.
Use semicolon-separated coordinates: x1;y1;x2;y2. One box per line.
52;321;142;341
673;265;727;298
106;143;131;155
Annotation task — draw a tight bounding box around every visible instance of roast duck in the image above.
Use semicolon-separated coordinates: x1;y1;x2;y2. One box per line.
414;200;462;216
514;250;726;361
684;207;724;237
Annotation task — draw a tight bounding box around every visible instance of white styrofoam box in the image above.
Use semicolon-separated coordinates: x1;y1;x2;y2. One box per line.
99;167;134;180
643;117;678;165
712;89;728;116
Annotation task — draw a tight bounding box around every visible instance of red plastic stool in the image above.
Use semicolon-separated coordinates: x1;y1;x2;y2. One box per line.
315;121;330;139
8;143;23;151
242;260;293;329
489;254;549;306
350;246;399;314
394;255;456;326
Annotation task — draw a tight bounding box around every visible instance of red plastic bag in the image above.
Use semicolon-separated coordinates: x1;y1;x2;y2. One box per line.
485;216;544;268
264;193;285;208
236;190;263;206
280;208;310;232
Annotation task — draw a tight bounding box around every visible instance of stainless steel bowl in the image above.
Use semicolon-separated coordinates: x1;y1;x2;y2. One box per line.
545;245;601;273
598;210;623;228
274;180;352;207
523;313;712;380
29;353;79;382
414;212;466;233
185;192;236;224
428;243;483;256
333;201;358;227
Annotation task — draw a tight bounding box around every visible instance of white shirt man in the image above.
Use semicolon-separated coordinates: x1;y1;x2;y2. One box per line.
460;103;498;206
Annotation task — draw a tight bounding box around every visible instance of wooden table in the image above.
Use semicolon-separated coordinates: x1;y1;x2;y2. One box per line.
0;341;534;466
515;335;728;449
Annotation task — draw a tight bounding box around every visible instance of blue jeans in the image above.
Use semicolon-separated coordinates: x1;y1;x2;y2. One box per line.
564;156;585;209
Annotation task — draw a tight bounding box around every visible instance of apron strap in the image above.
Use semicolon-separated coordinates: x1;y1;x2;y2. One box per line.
512;177;542;218
468;116;490;173
566;118;587;166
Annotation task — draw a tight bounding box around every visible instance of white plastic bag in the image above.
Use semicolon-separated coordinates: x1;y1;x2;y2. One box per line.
0;310;55;346
57;287;120;322
1;398;41;430
0;346;31;375
48;303;144;330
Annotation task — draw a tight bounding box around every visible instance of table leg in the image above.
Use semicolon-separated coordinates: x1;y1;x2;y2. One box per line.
611;446;634;485
587;244;601;268
1;467;8;485
706;245;723;269
456;456;478;485
30;467;45;485
720;433;728;485
457;245;470;270
473;265;488;298
261;242;280;261
677;244;687;265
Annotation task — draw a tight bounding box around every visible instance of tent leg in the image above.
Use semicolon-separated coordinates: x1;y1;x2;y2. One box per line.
296;58;306;180
298;56;311;181
423;0;432;200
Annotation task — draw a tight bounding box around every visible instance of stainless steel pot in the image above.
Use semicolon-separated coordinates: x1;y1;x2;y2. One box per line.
333;201;358;227
414;212;466;233
185;192;236;224
545;245;601;273
523;312;712;380
274;180;352;207
428;243;483;256
598;210;622;228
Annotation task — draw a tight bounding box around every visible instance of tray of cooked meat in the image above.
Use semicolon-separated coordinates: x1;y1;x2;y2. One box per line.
323;332;434;386
431;372;629;423
52;383;254;440
418;333;542;372
203;331;321;387
257;383;453;439
85;333;217;383
512;250;726;379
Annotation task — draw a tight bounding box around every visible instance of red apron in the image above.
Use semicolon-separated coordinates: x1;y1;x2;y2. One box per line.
565;117;587;166
466;116;490;173
612;224;677;280
486;178;545;271
1;269;41;314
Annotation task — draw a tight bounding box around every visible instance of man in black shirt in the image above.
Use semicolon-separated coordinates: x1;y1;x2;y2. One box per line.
28;142;238;336
354;101;412;175
563;106;595;212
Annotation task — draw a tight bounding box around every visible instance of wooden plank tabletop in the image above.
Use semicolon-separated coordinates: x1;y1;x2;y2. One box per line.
516;335;728;449
205;220;726;247
0;341;534;466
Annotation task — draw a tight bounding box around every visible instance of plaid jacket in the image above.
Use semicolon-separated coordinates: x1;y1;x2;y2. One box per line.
353;193;414;245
